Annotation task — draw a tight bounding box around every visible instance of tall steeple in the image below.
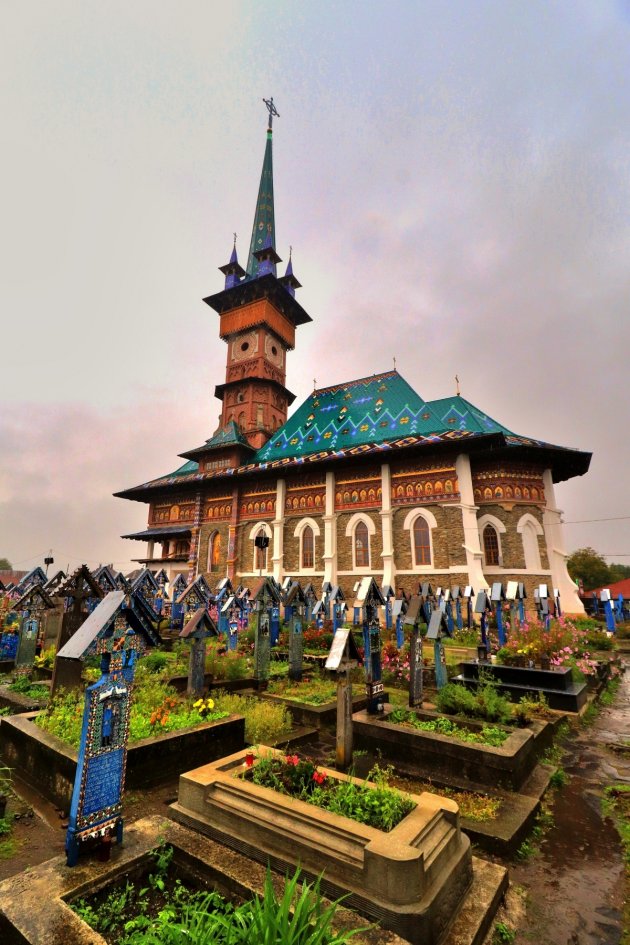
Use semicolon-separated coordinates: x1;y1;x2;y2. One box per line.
246;97;279;279
204;97;313;451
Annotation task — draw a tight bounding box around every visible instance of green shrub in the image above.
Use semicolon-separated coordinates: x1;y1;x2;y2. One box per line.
435;678;512;725
435;683;478;717
585;630;614;651
142;651;170;674
213;691;292;745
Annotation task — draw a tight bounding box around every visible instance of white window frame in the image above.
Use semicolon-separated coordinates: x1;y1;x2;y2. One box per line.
249;521;272;573
403;508;438;571
293;517;320;572
345;512;376;572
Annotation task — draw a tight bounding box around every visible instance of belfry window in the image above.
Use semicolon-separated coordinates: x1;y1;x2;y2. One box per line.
483;525;500;566
354;520;370;568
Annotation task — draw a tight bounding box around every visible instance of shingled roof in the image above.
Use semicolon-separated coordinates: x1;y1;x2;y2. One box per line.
115;369;591;499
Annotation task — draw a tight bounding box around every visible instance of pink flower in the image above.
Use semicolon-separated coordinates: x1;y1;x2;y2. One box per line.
285;754;300;766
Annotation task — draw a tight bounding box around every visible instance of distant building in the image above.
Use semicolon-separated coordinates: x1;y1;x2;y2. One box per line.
116;111;591;612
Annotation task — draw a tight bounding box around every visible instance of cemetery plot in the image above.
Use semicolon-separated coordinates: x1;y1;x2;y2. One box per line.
170;747;499;945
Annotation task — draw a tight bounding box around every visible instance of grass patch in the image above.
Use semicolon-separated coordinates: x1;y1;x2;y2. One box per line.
600;676;621;706
266;676;361;706
514;805;554;861
410;781;501;822
549;767;568;788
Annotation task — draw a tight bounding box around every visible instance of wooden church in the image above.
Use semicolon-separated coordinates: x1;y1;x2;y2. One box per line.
116;102;590;613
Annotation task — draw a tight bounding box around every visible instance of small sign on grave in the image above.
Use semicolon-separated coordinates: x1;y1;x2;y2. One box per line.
325;627;360;671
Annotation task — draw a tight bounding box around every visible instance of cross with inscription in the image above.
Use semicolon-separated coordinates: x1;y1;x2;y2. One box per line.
263;96;280;129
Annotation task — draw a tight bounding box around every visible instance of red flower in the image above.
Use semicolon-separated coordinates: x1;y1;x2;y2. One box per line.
244;752;255;768
312;771;326;785
285;754;300;766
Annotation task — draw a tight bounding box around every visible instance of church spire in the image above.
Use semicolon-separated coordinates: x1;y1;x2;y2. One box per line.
246;98;279;279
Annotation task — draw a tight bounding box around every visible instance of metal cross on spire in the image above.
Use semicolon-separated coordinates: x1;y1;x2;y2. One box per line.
263;96;280;130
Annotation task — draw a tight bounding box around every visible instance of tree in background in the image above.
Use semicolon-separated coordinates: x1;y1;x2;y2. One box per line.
609;562;630;583
0;558;11;570
567;547;623;591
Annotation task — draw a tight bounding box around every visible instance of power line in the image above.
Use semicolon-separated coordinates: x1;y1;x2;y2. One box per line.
563;515;630;524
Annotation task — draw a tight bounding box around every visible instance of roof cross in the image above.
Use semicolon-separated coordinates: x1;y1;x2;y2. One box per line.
263;96;280;130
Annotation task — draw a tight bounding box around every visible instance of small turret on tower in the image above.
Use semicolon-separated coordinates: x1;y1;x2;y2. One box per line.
277;248;302;299
219;236;246;290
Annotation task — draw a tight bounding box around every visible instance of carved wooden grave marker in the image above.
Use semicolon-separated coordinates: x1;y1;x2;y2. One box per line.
61;591;160;866
403;595;424;707
180;608;219;696
285;582;306;681
14;584;55;672
427;609;451;689
325;627;361;768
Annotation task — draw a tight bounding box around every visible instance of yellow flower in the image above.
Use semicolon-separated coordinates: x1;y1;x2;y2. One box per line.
193;699;203;708
206;698;215;710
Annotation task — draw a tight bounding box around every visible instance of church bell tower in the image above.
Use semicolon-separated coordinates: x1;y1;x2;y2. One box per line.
203;98;312;451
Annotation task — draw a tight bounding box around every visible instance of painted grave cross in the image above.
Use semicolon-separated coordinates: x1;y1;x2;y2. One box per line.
285;581;306;681
55;565;104;655
62;591;160;866
220;595;239;651
463;585;475;630
14;583;55;672
169;573;188;629
451;586;464;632
427;609;452;689
393;596;407;649
251;577;281;687
490;583;507;646
325;626;361;768
356;577;386;714
179;608;219;697
474;589;492;657
403;595;425;707
330;585;347;633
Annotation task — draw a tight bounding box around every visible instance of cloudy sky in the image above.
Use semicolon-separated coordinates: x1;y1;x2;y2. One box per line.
1;0;629;574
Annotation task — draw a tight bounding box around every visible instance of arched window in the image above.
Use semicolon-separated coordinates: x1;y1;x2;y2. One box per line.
301;525;314;569
208;532;221;572
254;526;269;571
354;521;370;568
413;517;431;566
483;525;500;566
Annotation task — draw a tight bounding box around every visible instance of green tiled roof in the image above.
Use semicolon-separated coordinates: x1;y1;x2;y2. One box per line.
201;421;249;450
426;397;514;436
164;459;199;478
255;370;448;463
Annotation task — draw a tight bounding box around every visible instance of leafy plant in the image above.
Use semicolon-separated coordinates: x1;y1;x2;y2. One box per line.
435;677;512;724
493;922;516;944
549;767;567;788
7;676;50;700
389;707;509;747
34;646;56;669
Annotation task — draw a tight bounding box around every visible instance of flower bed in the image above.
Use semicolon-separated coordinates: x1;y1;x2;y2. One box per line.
244;753;414;832
495;616;605;676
